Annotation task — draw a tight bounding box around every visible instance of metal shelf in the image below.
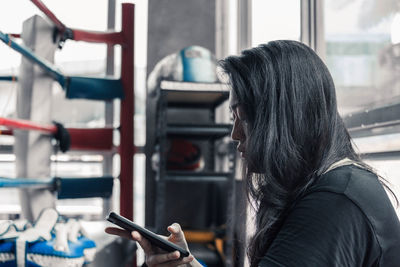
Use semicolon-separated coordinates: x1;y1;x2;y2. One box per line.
166;124;232;139
150;79;237;267
165;171;232;182
160;81;229;108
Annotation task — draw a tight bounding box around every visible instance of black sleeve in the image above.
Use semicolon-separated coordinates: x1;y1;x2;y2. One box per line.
259;191;380;267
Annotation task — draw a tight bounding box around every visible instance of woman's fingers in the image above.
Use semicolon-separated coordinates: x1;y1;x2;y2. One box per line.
146;251;180;265
107;224;194;267
131;231;153;254
104;227;132;239
146;252;194;267
167;223;185;243
105;228;154;255
160;255;194;267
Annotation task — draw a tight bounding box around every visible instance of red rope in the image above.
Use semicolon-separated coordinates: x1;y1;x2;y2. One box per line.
8;33;20;39
0;124;114;151
30;0;124;45
30;0;66;31
68;128;113;151
0;129;13;135
72;29;124;45
0;117;57;134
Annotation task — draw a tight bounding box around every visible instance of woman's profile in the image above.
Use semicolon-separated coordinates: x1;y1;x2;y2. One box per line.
106;40;400;267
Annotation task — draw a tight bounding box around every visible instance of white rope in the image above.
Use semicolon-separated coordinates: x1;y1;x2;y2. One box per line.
0;252;15;263
27;254;85;267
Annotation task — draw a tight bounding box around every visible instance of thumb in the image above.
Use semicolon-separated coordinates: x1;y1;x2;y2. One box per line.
167;223;185;242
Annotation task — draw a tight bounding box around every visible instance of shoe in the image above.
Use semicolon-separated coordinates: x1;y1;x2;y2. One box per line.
0;208;96;267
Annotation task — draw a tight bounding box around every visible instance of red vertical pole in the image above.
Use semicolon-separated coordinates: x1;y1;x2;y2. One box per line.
120;3;134;221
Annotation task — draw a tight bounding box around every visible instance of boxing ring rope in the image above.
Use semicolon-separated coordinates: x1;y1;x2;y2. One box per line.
0;117;114;151
0;118;114;206
8;33;20;38
0;76;17;81
0;129;12;135
0;32;124;100
0;3;135;221
30;0;65;33
0;176;113;199
0;117;57;134
0;117;115;197
31;0;124;45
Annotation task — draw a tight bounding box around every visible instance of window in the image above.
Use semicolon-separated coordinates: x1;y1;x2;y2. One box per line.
252;0;300;46
324;0;400;115
324;0;400;206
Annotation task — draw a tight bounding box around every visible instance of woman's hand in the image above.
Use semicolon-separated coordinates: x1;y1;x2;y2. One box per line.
105;223;200;267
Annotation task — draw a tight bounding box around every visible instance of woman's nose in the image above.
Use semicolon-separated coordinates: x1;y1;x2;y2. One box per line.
231;120;243;142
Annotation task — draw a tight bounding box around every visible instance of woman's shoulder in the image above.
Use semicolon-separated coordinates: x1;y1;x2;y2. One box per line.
302;164;400;266
307;165;383;195
306;164;397;227
308;164;390;209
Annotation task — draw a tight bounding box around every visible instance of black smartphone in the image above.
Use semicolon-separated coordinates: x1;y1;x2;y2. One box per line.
106;212;190;258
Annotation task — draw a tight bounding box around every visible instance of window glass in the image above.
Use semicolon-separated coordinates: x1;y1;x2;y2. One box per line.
324;0;400;115
365;159;400;216
353;133;400;154
252;0;300;46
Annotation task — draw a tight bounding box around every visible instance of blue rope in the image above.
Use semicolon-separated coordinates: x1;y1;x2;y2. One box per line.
0;31;65;86
0;76;17;82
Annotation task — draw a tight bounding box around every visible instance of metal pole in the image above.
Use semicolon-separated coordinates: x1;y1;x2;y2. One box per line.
301;0;325;59
216;0;238;59
120;3;135;221
237;0;252;52
103;0;116;218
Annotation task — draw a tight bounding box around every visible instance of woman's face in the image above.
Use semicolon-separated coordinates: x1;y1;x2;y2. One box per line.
229;90;248;159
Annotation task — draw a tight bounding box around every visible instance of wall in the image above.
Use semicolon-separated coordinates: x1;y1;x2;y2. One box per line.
146;0;215;74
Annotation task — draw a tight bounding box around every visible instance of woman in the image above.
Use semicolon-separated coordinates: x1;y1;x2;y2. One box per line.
106;40;400;266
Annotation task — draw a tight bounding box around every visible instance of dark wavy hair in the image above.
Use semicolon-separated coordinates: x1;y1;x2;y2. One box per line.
219;40;397;267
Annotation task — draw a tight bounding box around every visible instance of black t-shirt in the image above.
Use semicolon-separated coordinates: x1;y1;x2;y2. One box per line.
259;165;400;267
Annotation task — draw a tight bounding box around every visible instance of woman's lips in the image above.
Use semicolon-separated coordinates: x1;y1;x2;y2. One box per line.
237;145;245;158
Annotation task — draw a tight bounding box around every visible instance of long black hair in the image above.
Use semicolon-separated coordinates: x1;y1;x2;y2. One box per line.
219;40;396;267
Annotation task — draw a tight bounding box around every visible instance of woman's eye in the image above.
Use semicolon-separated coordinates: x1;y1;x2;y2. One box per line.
237;112;246;121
